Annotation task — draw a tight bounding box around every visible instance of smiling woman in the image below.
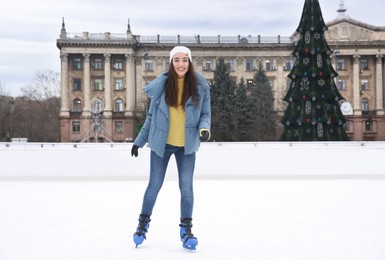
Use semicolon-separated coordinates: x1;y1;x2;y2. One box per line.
131;46;211;251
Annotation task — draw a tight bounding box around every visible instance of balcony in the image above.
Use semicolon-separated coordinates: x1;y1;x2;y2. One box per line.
362;110;377;116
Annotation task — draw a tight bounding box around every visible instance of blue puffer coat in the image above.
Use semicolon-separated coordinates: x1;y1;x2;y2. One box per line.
133;72;211;158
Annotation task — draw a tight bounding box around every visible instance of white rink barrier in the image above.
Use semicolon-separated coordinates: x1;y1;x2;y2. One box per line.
1;142;385;179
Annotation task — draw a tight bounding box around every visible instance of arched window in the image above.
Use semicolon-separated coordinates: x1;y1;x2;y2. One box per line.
73;99;82;112
115;99;124;112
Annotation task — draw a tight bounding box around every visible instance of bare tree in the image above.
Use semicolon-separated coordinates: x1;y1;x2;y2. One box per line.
0;81;13;141
9;71;61;142
21;70;60;101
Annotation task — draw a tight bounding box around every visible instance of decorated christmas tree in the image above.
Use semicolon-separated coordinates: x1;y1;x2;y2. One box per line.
280;0;350;141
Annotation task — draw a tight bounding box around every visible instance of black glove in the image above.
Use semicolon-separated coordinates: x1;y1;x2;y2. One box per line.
131;144;139;157
199;129;210;142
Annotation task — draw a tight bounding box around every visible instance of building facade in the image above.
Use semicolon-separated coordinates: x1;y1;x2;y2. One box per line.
56;3;385;142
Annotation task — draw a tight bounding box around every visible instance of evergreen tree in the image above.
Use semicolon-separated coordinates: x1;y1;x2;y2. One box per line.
280;0;349;141
234;78;255;141
251;63;277;141
211;56;237;141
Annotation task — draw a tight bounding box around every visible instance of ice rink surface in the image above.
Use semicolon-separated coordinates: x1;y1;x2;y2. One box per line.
1;142;385;260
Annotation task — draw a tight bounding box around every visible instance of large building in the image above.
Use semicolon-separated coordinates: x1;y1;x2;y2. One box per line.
56;1;385;142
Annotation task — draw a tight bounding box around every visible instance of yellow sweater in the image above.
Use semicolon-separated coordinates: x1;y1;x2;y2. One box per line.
167;77;185;147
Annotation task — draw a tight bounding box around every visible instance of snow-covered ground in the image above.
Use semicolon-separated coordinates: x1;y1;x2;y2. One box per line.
1;142;385;260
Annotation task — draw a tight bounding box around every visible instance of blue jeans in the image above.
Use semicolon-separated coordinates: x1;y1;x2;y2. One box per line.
140;144;196;219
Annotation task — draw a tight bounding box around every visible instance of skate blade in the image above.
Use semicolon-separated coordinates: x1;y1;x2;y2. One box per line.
183;245;196;253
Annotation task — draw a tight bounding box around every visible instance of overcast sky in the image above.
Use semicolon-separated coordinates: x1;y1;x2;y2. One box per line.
1;0;384;96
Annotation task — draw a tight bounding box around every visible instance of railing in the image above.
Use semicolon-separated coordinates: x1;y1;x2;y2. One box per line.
64;33;293;44
362;110;377;116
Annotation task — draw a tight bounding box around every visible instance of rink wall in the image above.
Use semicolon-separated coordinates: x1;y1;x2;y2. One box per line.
1;142;385;179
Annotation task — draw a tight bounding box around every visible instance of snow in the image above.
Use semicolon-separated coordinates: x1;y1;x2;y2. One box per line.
1;142;385;260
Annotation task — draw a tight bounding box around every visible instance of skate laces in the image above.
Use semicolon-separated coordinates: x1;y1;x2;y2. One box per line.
180;222;196;239
135;216;151;237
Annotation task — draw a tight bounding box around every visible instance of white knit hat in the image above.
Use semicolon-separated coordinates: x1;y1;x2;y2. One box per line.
169;46;192;62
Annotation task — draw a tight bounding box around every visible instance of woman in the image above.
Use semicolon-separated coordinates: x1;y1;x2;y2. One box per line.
131;46;211;251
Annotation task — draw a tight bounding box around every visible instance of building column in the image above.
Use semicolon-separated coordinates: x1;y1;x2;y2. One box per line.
125;52;135;117
103;54;112;116
82;54;91;116
376;55;384;115
59;53;69;117
276;57;284;111
352;55;361;115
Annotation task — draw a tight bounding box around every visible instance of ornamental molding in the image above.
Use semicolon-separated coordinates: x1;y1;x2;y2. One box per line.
325;19;385;42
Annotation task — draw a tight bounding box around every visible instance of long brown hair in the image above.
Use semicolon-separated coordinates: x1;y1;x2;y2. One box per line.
165;60;199;109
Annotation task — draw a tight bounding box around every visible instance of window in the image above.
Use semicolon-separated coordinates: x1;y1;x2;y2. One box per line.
225;59;234;71
73;78;81;91
91;98;103;114
265;60;273;71
73;58;82;70
93;58;103;70
94;79;103;91
344;121;352;132
337;79;346;90
365;120;372;131
204;59;214;71
361;59;369;70
337;59;346;70
73;99;82;112
72;121;81;133
361;79;369;90
115;99;124;112
361;98;369;111
113;59;123;70
145;59;153;71
246;58;254;71
115;79;124;90
115;121;123;134
165;60;170;71
285;59;294;70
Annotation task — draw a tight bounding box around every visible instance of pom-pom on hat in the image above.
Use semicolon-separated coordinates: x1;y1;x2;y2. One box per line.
169;46;192;62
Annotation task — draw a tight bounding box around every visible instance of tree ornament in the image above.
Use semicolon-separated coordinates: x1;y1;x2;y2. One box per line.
317;123;324;137
318;79;325;87
317;54;323;67
305;100;311;114
305;31;311;44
